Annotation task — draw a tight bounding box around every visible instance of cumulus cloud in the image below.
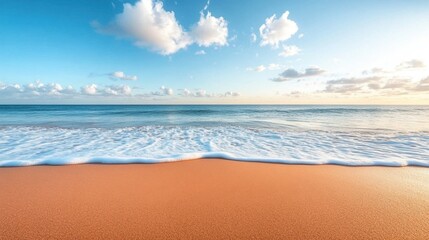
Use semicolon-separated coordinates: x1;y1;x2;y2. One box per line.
93;0;228;55
81;84;98;95
0;81;242;101
151;86;174;96
179;88;210;97
259;11;298;47
0;81;76;98
271;67;325;82
0;81;131;99
0;81;135;98
109;71;138;81
93;0;191;55
191;12;228;47
103;85;132;96
26;81;75;96
279;45;300;57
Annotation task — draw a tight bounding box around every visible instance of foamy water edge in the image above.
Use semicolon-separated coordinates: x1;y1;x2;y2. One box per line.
2;152;429;167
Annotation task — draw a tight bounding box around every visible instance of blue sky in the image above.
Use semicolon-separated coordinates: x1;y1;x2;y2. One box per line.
1;0;429;104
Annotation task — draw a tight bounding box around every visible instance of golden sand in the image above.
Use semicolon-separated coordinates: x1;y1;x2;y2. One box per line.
0;159;428;239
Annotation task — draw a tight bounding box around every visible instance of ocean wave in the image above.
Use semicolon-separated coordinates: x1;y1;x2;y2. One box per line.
1;126;428;167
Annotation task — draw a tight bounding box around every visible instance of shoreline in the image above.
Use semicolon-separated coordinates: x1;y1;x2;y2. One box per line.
2;155;429;168
1;159;428;239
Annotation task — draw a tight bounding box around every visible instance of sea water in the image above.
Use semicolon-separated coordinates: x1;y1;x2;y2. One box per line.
0;105;428;167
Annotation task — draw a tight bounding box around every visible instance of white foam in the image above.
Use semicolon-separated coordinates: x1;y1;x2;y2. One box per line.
1;126;428;167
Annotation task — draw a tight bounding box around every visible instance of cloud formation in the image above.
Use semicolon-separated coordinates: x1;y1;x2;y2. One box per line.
104;85;132;96
0;81;244;102
0;81;138;100
271;67;325;82
324;77;381;93
151;86;174;96
94;0;228;55
279;45;300;57
414;76;429;92
93;0;191;55
0;81;76;98
324;75;429;95
81;84;98;95
396;59;425;70
191;12;228;47
109;71;138;81
247;63;281;72
259;11;298;47
323;59;428;95
179;88;239;97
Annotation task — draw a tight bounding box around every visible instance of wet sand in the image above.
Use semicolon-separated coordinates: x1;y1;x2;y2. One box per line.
0;159;428;239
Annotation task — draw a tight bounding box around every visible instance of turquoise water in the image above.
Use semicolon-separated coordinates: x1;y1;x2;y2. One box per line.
1;105;428;166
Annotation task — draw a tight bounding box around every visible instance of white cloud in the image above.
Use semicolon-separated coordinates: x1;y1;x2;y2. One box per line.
272;67;325;81
259;11;298;47
0;81;138;100
179;88;211;97
298;33;304;39
247;63;282;72
194;89;209;97
253;65;266;72
250;33;257;42
81;84;98;95
195;50;206;55
181;88;192;96
324;59;429;95
93;0;191;55
0;81;76;98
109;71;138;81
94;0;229;55
324;73;429;95
21;81;72;96
0;81;242;101
151;86;173;96
104;85;132;96
203;0;211;11
191;12;228;47
179;88;239;97
267;63;281;70
279;45;300;57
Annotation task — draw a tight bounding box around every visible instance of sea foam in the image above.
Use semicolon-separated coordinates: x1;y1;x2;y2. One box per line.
1;126;428;167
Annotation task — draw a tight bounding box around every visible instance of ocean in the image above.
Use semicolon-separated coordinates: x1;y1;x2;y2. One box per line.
0;105;428;167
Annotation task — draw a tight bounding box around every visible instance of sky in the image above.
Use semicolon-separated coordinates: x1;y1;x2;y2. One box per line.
1;0;429;104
